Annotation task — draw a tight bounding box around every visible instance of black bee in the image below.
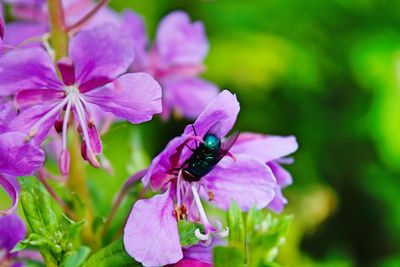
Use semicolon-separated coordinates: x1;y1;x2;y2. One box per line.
180;123;239;182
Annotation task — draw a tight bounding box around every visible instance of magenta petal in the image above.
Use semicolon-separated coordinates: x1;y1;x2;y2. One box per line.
0;132;44;176
155;11;208;66
184;90;240;138
15;89;65;108
201;155;276;211
0;214;26;252
266;162;293;213
9;103;61;146
84;73;162;124
163;78;219;119
182;237;225;264
69;25;134;85
57;58;75;86
0;47;62;96
267;187;288;213
232;134;298;162
0;15;4;39
121;10;148;71
268;161;293;188
143;136;187;190
78;76;112;93
170;259;212;267
0;98;18;134
0;174;18;216
4;22;47;47
124;189;183;266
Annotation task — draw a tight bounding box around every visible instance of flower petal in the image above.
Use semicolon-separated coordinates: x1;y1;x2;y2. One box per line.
0;47;62;96
268;161;293;188
0;98;18;134
0;15;4;39
84;73;162;124
4;22;47;47
266;162;292;213
57;57;75;86
0;213;26;252
69;24;134;85
267;187;288;213
124;189;183;266
15;89;65;108
121;10;148;71
0;174;18;216
182;237;225;264
0;132;44;176
9;103;61;146
163;78;219;119
201;155;276;211
231;133;298;162
155;11;208;67
170;259;212;267
184;90;240;138
142;135;187;190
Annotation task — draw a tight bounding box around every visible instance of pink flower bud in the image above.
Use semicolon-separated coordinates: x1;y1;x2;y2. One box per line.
58;149;70;176
0;16;4;40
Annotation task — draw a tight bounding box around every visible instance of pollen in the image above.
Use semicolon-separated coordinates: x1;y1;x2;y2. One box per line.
173;205;187;221
208;191;214;201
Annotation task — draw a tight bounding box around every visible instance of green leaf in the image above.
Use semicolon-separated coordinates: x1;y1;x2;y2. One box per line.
178;220;204;247
18;176;84;267
83;239;140;267
62;246;91;267
213;246;245;267
19;176;61;237
246;211;294;266
227;202;245;249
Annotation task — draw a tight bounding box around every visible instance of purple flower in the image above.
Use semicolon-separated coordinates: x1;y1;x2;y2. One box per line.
124;90;276;266
0;131;44;215
169;259;212;267
0;25;162;175
0;214;26;267
5;0;120;29
123;10;219;120
231;133;298;213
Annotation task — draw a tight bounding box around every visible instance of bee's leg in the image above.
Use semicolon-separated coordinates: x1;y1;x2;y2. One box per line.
225;151;237;162
185;144;195;152
191;124;199;147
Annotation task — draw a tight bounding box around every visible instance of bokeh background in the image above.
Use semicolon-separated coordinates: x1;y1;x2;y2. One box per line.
104;1;400;266
2;0;400;266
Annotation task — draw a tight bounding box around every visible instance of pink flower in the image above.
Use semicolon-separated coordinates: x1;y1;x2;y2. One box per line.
0;25;162;175
0;132;44;215
231;133;298;212
123;10;219;120
124;91;276;266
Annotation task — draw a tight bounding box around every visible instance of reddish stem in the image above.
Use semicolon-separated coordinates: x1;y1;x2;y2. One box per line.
37;170;77;220
102;169;148;237
66;0;110;33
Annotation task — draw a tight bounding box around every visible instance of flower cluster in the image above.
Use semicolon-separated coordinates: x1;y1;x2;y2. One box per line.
0;1;298;267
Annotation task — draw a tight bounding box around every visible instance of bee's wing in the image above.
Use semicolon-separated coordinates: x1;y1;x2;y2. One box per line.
216;131;240;162
206;121;222;137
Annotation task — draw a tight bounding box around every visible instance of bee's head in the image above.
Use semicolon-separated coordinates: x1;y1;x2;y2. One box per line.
203;134;220;152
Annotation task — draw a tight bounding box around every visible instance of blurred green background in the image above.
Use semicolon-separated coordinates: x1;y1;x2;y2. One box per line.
105;1;400;266
2;0;400;266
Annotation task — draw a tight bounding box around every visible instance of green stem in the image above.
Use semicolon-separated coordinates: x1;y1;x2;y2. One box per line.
48;0;68;59
69;130;98;249
47;0;98;249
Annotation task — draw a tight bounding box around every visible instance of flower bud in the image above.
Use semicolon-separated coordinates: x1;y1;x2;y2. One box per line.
58;149;70;176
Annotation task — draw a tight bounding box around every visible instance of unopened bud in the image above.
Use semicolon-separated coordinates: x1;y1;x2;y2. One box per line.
58;149;70;176
54;119;63;133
